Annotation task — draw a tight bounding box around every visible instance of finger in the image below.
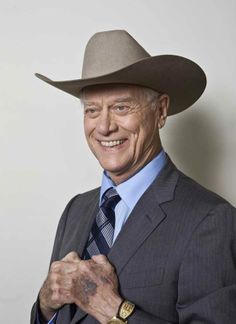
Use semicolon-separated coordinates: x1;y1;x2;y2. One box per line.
51;288;74;305
54;276;75;290
91;254;110;265
61;251;80;263
50;261;77;274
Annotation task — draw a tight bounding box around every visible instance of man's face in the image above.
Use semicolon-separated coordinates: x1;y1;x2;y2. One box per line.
82;84;168;184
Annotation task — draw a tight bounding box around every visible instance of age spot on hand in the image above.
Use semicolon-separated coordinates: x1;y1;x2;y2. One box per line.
83;279;97;295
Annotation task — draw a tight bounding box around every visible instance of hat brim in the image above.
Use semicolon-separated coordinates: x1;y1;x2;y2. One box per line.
35;54;206;116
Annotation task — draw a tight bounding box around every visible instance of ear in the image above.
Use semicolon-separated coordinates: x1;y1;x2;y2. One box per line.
157;94;169;129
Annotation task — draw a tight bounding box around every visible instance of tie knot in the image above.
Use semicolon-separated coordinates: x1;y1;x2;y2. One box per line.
102;188;121;209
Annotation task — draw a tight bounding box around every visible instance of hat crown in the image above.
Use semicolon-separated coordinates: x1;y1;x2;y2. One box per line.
82;30;150;78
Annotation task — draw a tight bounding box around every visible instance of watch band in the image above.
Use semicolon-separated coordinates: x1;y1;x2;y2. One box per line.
118;300;135;321
108;300;135;323
108;300;135;324
107;317;127;324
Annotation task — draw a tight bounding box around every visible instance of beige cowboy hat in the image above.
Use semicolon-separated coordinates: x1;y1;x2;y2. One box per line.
35;29;206;115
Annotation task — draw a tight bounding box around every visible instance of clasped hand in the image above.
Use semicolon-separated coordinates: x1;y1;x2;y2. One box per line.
39;252;122;324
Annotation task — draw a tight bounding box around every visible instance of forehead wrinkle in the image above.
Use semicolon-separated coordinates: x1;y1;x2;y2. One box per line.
112;96;134;103
83;96;135;107
81;84;151;108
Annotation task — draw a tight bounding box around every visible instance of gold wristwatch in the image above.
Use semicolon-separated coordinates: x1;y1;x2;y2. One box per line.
108;300;135;324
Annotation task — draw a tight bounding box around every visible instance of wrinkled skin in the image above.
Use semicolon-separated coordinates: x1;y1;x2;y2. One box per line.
39;252;122;324
83;84;169;184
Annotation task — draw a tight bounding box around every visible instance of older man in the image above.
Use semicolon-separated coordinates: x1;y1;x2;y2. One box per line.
31;30;236;324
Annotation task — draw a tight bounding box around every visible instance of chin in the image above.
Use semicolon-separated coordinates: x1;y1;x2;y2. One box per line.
102;165;123;174
99;160;128;175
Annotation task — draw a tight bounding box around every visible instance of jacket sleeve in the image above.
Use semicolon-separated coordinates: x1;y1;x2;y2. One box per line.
128;309;173;323
176;202;236;323
30;196;79;324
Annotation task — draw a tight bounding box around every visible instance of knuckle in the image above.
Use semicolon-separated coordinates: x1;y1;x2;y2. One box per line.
50;272;60;283
99;254;107;261
78;260;88;271
49;282;59;293
51;289;60;301
68;251;78;258
50;261;61;272
67;277;74;286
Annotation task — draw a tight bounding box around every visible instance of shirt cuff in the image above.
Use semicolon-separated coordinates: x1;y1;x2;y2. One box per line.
36;308;57;324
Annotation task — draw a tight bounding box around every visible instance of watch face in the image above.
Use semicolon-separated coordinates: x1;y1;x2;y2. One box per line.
119;301;135;319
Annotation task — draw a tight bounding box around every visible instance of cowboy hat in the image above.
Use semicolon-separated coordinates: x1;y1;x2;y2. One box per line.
35;29;206;115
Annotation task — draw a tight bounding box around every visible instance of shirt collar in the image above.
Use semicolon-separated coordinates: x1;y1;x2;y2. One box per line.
100;149;167;211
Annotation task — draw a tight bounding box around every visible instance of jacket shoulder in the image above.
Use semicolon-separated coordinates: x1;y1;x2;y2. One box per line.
57;187;100;227
175;169;234;212
177;172;236;228
68;186;100;207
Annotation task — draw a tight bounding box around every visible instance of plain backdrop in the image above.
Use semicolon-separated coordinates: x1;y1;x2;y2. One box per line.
0;0;235;322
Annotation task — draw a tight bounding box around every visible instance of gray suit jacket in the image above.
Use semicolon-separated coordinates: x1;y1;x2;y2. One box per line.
31;157;236;323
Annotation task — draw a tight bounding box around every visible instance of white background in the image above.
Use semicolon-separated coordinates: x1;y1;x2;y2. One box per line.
0;1;235;322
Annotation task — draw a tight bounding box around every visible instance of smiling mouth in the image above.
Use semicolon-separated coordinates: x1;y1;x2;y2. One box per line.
99;139;126;147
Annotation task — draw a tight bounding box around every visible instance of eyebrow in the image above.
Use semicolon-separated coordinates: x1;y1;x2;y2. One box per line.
83;101;97;106
83;96;134;106
113;97;134;103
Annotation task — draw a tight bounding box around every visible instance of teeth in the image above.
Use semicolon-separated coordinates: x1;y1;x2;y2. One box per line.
100;140;124;147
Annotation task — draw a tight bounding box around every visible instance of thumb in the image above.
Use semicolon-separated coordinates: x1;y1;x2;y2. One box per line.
61;251;81;263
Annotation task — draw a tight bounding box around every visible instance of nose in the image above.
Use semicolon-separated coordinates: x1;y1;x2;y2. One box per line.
96;109;118;135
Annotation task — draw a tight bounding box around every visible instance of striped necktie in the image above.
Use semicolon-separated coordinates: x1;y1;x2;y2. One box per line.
83;188;121;259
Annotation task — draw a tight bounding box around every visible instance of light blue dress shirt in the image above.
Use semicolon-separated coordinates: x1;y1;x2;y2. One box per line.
39;149;167;324
100;149;167;243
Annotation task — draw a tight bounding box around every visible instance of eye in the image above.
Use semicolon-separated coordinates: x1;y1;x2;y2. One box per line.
113;105;130;114
84;107;100;118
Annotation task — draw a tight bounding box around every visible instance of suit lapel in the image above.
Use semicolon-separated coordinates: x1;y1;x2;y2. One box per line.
108;193;166;274
108;156;179;274
77;191;100;256
60;189;100;260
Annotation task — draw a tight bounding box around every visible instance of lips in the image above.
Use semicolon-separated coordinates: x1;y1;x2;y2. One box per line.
99;139;125;147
